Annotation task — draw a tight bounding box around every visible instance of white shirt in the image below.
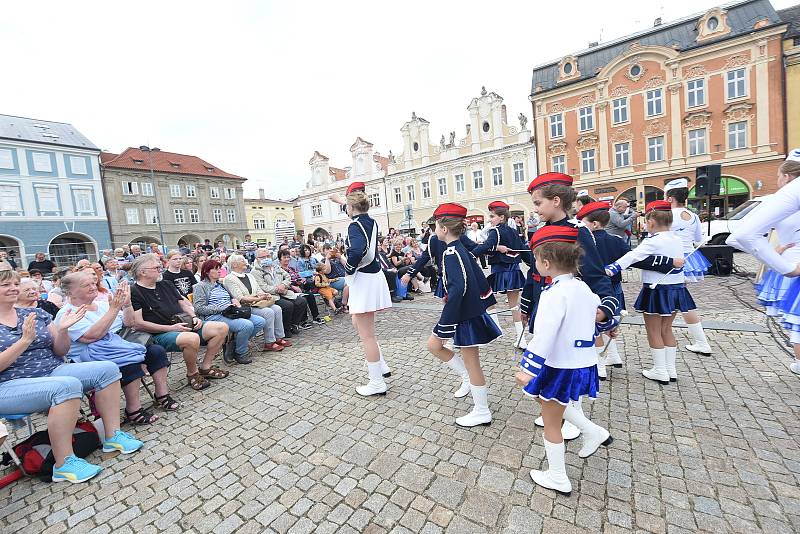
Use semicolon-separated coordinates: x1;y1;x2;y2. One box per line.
56;300;124;362
728;179;800;274
671;208;704;254
526;275;600;369
615;231;684;284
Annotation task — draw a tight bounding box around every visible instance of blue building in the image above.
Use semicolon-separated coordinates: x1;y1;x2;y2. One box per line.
0;114;112;268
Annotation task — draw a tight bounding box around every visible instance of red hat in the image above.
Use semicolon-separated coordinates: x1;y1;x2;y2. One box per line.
575;201;612;221
433;203;467;219
527;172;573;193
529;225;579;250
488;200;509;211
346;182;365;195
645;200;672;214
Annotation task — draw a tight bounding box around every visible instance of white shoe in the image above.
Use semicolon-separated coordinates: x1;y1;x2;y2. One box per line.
642;348;670;384
790;361;800;375
563;401;612;458
445;355;471;398
605;339;623;367
356;362;387;397
685;342;712;355
532;417;580;440
454;380;471;398
664;346;678;382
530;438;571;496
686;323;712;355
455;385;492;427
513;322;527;349
379;358;392;378
534;416;544;427
597;359;607;381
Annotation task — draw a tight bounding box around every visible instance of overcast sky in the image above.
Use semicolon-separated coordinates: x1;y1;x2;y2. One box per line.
0;0;793;200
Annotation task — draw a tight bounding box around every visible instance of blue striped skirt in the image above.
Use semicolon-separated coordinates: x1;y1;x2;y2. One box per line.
519;349;599;405
488;263;525;293
683;250;712;282
634;283;696;316
779;278;800;333
433;312;502;347
756;269;794;316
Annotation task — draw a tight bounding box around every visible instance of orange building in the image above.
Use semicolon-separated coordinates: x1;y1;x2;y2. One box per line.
530;0;789;217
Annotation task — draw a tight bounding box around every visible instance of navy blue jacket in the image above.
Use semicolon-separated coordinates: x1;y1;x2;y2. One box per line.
408;234;476;277
592;229;630;284
472;223;533;267
438;240;497;329
344;214;381;275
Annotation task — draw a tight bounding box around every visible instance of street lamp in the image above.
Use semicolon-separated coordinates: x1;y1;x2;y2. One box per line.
139;145;166;250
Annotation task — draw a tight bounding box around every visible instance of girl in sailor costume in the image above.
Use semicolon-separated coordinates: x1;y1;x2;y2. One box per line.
728;156;800;375
665;178;714;355
402;230;477;299
426;203;501;427
472;201;532;348
517;225;613;496
606;201;696;384
340;189;394;396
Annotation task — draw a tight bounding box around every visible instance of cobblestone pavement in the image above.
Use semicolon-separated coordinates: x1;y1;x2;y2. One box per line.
2;253;800;533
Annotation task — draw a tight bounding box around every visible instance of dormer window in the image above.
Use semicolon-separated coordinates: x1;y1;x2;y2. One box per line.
482;121;490;133
413;142;419;152
707;17;718;31
169;161;180;168
696;8;731;42
133;159;144;165
205;167;215;173
557;55;580;83
563;62;573;75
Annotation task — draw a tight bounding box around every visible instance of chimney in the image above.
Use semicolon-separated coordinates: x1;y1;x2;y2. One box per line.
653;17;662;27
258;188;265;199
588;41;598;48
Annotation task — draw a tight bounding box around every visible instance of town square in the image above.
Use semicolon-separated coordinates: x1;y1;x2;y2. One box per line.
1;0;800;532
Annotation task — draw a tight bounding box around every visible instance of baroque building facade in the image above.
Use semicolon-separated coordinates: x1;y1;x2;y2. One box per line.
779;5;800;152
244;188;295;245
530;0;788;217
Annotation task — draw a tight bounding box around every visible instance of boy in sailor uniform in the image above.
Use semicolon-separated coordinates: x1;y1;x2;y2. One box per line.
426;203;501;427
606;201;696;384
665;178;714;355
516;225;613;497
472;201;532;348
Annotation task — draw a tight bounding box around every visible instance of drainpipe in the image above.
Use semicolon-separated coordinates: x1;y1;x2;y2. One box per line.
529;93;540;176
99;157;116;252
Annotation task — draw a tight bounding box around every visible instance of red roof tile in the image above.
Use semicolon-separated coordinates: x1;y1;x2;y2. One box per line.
329;167;348;181
373;154;389;172
101;147;244;180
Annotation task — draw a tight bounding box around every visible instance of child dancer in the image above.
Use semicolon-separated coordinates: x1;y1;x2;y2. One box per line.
575;201;630;379
403;225;477;299
427;203;501;427
517;225;612;496
606;201;695;383
665;179;713;355
472;201;531;348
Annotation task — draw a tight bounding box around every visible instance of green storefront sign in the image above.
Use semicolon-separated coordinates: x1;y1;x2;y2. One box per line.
688;176;749;198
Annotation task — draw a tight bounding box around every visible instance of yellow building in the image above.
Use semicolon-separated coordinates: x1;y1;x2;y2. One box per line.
244;189;295;246
780;5;800;151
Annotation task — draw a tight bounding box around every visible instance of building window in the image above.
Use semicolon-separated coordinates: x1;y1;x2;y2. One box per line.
549;113;564;138
578;106;594;132
0;184;22;215
647;136;665;162
0;148;15;170
311;204;322;217
422;181;431;199
169;184;181;198
224;187;236;200
614;142;630;168
687;79;705;108
488;166;501;187
125;208;139;225
72;188;94;215
35;186;60;215
174;209;185;224
210;187;220;199
68;156;88;175
728;121;747;149
393;187;402;204
144;208;158;224
253;218;266;230
31;152;53;173
688;128;707;156
437;176;448;196
189;208;199;223
551;155;565;174
121;181;138;195
186;184;197;198
646;89;663;117
141;182;154;196
612;98;628;124
472;170;483;190
513;162;525;183
213;209;222;223
455;173;465;193
727;68;747;100
580;149;596;173
368;193;381;207
226;209;236;223
406;184;416;202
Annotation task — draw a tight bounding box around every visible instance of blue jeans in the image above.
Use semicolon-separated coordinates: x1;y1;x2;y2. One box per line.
330;278;345;292
206;314;265;355
0;361;121;414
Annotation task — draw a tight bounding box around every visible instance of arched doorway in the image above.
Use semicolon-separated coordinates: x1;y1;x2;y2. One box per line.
178;234;201;248
49;232;98;266
129;236;160;249
617;186;664;210
0;234;24;269
214;234;239;249
687;176;750;218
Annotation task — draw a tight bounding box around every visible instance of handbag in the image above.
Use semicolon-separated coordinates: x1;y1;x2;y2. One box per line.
251;295;276;308
222;305;251;319
118;327;153;346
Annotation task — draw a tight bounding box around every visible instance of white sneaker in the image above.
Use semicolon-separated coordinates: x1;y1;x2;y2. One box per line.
534;416;544;427
685;342;712;355
790;361;800;375
356;362;387;397
534;417;580;440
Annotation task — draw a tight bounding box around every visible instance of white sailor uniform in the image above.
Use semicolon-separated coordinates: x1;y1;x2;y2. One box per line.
344;213;392;314
671;207;711;282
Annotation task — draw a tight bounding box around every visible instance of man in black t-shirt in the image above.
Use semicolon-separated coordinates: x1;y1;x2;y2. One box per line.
201;239;214;253
162;251;196;298
27;252;56;273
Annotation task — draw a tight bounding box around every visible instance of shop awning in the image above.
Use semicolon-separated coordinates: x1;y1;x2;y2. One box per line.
689;176;749;198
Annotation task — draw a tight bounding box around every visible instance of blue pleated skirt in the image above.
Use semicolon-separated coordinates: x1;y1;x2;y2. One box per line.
756;269;794;316
433;312;502;347
522;362;599;405
612;281;626;311
488;263;525;293
434;278;445;298
779;278;800;333
634;283;696;315
683;250;712;282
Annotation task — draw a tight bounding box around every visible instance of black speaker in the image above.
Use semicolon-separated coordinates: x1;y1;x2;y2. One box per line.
696;164;722;197
699;245;733;276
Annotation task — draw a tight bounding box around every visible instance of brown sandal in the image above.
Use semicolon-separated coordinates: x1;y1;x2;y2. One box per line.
199;366;229;379
187;372;210;390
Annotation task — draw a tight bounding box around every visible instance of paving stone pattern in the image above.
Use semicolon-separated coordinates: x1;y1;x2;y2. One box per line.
1;253;799;533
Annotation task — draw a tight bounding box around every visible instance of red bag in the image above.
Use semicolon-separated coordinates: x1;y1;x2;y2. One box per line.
2;421;100;480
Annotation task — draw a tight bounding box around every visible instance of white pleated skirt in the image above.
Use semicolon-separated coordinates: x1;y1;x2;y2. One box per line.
346;271;393;314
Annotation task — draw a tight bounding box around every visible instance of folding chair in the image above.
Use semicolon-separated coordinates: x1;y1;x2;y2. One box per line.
1;413;35;485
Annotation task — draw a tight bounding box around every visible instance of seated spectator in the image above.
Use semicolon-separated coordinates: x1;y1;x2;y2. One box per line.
389;239;417;299
129;254;229;391
149;243;163;257
278;249;324;324
312;245;325;263
27;252;57;274
0;270;142;483
58;273;178;424
126;245;143;263
223;254;290;351
102;259;122;294
28;269;52;295
162;250;196;300
0;251;17;271
378;237;402;304
193;260;266;364
46;271;68;307
16;278;60;318
314;263;340;311
408;238;437;288
193;255;208;283
296;245;318;285
322;244;347;292
113;248;128;266
251;249;310;334
89;263;112;302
